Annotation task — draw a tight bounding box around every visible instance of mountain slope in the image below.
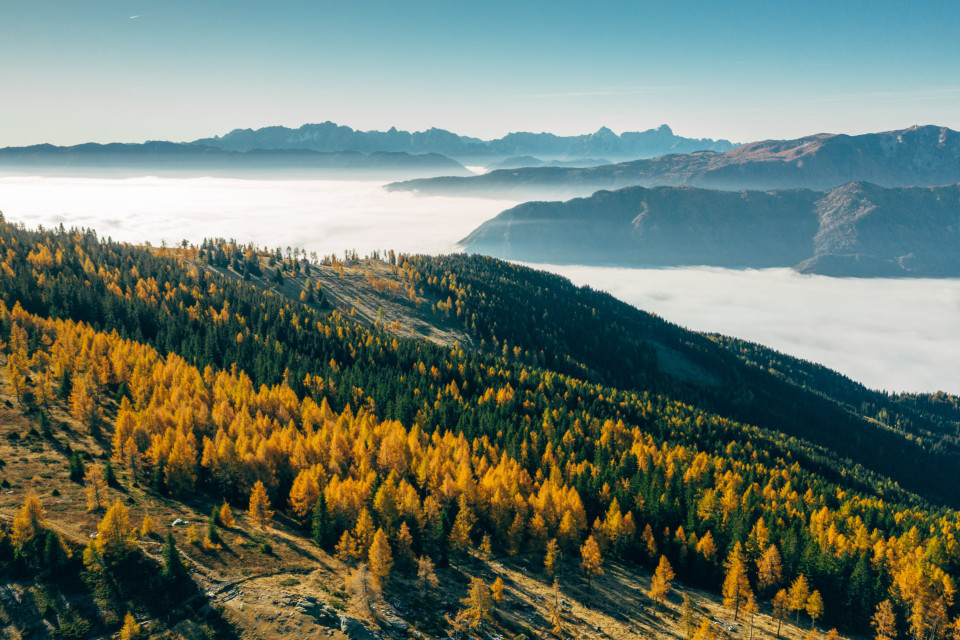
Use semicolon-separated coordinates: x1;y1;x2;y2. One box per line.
388;125;960;198
458;181;960;277
400;254;960;506
2;221;960;638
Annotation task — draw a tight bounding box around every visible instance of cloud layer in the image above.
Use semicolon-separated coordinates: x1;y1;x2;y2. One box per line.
2;175;957;394
533;263;960;395
0;175;515;258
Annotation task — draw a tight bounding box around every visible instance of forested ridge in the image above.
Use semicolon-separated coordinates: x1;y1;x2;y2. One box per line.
1;220;959;639
401;254;960;506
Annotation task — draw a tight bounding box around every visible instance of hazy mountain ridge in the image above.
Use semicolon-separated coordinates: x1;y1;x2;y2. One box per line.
389;125;960;198
459;181;960;277
191;121;735;161
0;140;468;177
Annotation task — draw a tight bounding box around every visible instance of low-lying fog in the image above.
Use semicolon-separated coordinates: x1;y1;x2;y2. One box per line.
2;175;957;395
534;263;960;395
0;175;515;257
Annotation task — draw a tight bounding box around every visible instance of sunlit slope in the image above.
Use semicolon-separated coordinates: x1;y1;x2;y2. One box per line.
1;221;959;637
401;254;960;506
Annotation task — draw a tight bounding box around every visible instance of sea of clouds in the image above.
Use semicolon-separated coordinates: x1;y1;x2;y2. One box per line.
2;174;958;394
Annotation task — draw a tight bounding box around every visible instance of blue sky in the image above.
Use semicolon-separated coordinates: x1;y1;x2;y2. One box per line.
1;0;958;146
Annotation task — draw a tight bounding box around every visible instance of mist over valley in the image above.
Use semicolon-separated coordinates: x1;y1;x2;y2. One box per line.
2;173;957;395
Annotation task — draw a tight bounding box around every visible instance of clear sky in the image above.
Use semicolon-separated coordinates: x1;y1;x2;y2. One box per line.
1;0;958;146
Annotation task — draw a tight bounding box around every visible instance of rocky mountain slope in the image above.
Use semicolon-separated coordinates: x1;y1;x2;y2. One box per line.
389;125;960;198
459;181;960;277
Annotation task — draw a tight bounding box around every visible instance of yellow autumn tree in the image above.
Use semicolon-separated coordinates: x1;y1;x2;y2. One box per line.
461;577;494;633
68;373;98;427
649;554;675;611
141;513;155;537
723;542;754;621
789;574;811;626
806;590;824;629
85;465;108;512
872;600;897;640
491;576;505;605
757;543;783;595
96;500;138;562
353;508;376;556
772;589;790;638
550;578;565;637
336;530;360;565
347;562;381;619
12;493;46;551
368;528;393;587
119;612;141;640
164;431;198;495
417;555;439;601
289;468;320;521
219;501;235;528
580;535;603;590
247;480;274;530
545;538;561;577
693;619;717;640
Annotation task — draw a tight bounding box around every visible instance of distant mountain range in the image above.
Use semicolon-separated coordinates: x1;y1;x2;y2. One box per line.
191;122;735;162
460;181;960;277
0;141;468;178
391;125;960;198
488;155;613;169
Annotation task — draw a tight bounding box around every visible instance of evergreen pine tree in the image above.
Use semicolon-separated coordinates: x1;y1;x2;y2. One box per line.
161;532;185;580
311;493;331;549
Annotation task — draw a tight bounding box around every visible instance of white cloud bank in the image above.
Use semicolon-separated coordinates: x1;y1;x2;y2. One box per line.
532;263;960;396
0;175;515;258
1;175;957;394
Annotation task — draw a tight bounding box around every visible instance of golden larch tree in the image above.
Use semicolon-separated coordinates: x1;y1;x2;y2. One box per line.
806;590;824;629
693;619;717;640
96;500;138;562
872;599;897;640
12;493;46;550
289;469;320;521
545;538;561;577
141;513;155;537
580;535;604;590
85;465;108;512
461;577;494;633
68;373;98;427
119;612;141;640
417;555;439;601
353;508;376;556
789;574;811;626
164;431;198;496
772;589;790;638
247;480;274;530
448;496;476;563
219;501;235;528
723;542;754;621
649;554;675;610
368;528;393;587
491;576;505;605
757;544;784;595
